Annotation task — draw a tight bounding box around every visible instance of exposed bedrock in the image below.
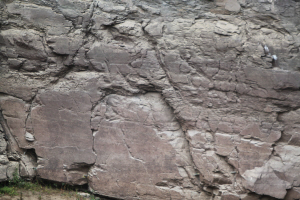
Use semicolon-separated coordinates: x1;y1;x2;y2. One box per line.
1;0;300;199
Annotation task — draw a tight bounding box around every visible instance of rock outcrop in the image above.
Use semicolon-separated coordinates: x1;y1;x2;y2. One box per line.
1;0;300;199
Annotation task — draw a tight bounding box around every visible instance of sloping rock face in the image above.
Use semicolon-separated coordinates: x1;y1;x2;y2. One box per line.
1;0;300;199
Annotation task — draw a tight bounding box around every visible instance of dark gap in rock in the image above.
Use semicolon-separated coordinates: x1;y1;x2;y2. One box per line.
126;12;142;21
259;194;278;200
141;26;158;46
32;179;121;200
35;178;89;190
155;181;168;187
24;148;38;164
7;155;19;161
52;64;74;78
101;24;117;30
14;41;34;50
49;51;71;58
0;110;13;153
137;84;157;92
100;87;139;96
67;163;93;172
272;102;300;111
113;35;134;43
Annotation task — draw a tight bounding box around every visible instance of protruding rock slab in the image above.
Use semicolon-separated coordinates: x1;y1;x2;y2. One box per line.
89;93;194;199
0;96;30;149
31;91;96;184
242;165;291;199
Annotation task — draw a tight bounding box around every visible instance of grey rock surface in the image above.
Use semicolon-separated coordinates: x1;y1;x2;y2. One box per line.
0;0;300;199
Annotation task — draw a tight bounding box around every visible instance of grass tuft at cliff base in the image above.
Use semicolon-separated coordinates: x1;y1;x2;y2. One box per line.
0;168;101;200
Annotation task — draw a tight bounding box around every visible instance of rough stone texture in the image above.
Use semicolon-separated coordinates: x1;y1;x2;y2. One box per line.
6;162;20;180
1;0;300;199
30;90;96;185
89;93;196;199
0;123;10;182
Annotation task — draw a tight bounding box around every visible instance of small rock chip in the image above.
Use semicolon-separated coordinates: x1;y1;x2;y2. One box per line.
25;132;35;142
77;192;90;198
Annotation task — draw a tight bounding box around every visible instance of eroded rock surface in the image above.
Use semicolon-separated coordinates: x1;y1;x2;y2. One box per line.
30;91;96;185
1;0;300;199
89;93;196;199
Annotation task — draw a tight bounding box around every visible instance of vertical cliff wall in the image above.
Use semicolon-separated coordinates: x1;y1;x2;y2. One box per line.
1;0;300;199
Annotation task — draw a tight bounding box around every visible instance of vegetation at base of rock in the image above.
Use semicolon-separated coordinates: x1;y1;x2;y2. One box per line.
0;168;41;196
0;168;101;199
2;0;300;199
0;186;18;196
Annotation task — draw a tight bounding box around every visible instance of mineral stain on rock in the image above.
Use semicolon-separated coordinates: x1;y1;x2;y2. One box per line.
1;0;300;199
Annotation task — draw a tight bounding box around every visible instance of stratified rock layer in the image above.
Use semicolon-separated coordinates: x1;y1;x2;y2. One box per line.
1;0;300;199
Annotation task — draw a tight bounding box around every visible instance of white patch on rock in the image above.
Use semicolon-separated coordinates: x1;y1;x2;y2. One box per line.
25;132;35;142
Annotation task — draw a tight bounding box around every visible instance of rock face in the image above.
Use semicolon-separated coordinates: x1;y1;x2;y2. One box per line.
31;91;96;184
0;0;300;199
89;93;196;199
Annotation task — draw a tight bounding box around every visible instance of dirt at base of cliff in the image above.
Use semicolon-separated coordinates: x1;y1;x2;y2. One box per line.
0;189;106;200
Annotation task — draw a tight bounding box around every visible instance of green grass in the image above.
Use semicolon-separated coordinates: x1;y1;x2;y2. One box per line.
0;186;18;196
0;168;42;196
0;168;101;199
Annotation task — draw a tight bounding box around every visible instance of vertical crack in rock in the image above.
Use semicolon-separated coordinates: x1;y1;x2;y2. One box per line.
154;48;175;91
180;128;203;187
89;97;103;183
0;109;37;179
25;93;37;141
0;110;21;159
120;126;151;186
88;93;205;199
120;127;146;164
152;38;246;197
153;48;207;188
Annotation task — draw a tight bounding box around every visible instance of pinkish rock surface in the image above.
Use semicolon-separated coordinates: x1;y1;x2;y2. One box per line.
1;0;300;199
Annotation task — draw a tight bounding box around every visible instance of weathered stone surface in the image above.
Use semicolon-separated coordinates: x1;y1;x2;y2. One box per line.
215;21;240;36
242;165;291;199
240;143;300;199
1;0;300;199
0;154;9;165
0;165;8;181
89;93;195;199
0;29;47;62
0;96;30;149
0;134;7;154
6;3;72;35
47;35;84;56
225;0;241;12
30;91;96;184
6;162;19;180
221;193;240;200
